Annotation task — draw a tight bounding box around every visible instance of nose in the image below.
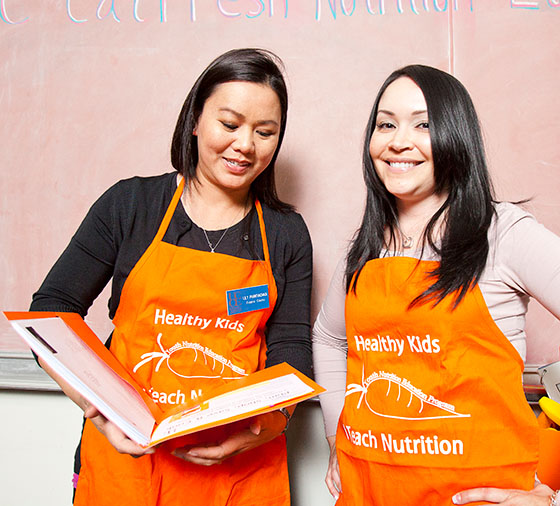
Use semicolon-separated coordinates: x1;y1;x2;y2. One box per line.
232;127;255;154
388;126;412;151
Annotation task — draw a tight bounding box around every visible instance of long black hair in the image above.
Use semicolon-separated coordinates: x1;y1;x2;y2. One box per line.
170;48;292;211
346;64;495;307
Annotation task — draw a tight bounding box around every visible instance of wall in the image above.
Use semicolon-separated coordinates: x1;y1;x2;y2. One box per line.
0;391;83;505
2;1;559;363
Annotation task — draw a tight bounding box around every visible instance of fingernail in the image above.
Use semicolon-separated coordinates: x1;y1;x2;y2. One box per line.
187;450;198;456
145;448;155;454
452;494;460;504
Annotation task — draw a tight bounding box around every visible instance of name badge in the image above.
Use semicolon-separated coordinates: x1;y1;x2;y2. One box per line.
226;284;270;316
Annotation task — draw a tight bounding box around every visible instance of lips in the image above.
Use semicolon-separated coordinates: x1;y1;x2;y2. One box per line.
223;157;251;173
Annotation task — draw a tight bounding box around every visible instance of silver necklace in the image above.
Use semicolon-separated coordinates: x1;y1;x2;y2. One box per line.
401;232;414;249
182;190;248;253
201;204;247;253
201;226;231;253
394;219;414;249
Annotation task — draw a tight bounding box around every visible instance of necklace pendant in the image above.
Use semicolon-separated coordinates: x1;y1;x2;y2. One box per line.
202;228;226;253
402;235;413;249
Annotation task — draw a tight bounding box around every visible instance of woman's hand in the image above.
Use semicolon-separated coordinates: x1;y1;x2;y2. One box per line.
83;404;153;457
172;409;290;466
39;357;152;457
325;435;342;500
452;484;554;505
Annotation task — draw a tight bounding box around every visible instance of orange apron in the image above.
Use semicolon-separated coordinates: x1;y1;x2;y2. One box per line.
337;256;538;506
74;178;289;506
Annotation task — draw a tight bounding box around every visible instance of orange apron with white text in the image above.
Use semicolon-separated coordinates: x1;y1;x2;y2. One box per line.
337;257;538;506
74;178;289;506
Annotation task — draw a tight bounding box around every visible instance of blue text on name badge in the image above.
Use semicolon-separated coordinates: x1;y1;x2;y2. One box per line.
226;284;270;316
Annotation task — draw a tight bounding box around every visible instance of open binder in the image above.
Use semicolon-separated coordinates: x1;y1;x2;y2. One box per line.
4;311;324;447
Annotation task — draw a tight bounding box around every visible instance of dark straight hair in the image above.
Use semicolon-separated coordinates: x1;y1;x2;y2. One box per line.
170;48;292;212
346;64;495;307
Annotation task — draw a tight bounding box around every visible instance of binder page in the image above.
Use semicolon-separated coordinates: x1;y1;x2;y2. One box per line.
151;372;314;445
8;316;155;445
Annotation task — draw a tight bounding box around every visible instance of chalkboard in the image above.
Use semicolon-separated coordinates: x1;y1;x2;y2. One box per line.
1;1;559;368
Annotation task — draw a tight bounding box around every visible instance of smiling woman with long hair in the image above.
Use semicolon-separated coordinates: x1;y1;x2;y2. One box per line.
313;64;560;506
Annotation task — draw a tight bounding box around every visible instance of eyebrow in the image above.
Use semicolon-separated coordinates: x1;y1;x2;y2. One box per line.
377;109;428;116
219;107;279;127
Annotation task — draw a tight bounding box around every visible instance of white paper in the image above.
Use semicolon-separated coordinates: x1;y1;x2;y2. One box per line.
151;373;312;444
9;317;155;445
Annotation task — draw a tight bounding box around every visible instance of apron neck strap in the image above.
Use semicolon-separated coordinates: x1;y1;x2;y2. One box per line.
154;176;185;242
254;199;270;263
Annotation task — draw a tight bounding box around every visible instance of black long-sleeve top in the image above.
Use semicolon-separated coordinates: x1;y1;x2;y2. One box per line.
30;172;313;377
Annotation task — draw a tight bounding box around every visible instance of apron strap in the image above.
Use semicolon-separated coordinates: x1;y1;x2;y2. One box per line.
254;200;270;263
154;176;185;242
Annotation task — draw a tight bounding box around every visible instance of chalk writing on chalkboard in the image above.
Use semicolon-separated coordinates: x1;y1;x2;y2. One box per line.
1;0;558;25
511;0;560;10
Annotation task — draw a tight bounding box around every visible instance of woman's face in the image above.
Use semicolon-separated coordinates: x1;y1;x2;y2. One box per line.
194;81;282;196
369;77;438;207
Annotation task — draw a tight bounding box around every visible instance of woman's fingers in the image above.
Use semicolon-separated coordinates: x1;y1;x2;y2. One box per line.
453;485;553;505
325;469;341;500
453;488;512;504
86;409;153;456
173;412;286;466
83;404;101;419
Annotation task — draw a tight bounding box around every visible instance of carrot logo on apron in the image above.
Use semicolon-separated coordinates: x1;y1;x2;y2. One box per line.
132;333;248;380
346;366;470;421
